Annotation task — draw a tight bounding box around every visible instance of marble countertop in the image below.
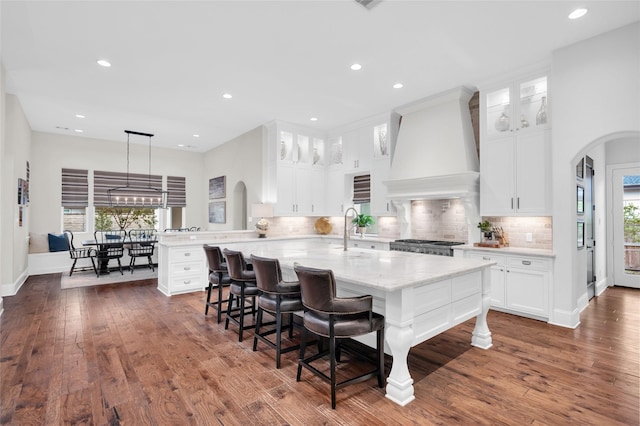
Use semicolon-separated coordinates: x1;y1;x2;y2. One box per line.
454;244;555;258
217;239;495;292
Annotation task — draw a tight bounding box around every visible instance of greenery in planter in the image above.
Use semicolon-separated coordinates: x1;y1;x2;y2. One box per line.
352;214;375;228
477;220;492;233
95;207;157;231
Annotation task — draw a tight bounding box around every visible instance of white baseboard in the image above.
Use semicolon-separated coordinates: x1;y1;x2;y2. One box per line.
1;269;29;297
549;307;580;329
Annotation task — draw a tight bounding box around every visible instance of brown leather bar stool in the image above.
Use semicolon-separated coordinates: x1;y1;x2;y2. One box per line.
223;248;259;342
250;255;303;369
294;264;385;409
203;245;231;323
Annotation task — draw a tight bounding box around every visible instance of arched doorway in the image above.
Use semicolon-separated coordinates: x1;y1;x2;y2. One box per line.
233;181;247;230
574;131;640;295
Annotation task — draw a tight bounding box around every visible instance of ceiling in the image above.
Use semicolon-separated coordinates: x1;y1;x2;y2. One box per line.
2;1;639;152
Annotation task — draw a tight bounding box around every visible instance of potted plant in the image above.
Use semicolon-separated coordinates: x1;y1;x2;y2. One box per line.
477;220;493;240
352;214;375;238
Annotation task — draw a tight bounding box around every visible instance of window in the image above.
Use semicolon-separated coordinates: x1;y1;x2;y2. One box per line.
61;168;88;231
63;208;86;232
95;206;159;232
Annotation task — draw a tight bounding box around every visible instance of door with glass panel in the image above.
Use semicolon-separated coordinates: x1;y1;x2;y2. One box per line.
612;166;640;288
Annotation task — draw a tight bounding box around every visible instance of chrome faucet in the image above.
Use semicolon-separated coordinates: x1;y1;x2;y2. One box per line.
343;207;359;251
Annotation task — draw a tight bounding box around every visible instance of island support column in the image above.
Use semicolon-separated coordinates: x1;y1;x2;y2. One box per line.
471;267;493;349
384;287;416;406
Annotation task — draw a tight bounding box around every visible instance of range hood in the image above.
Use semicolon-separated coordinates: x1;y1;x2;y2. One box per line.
385;86;479;200
384;86;481;241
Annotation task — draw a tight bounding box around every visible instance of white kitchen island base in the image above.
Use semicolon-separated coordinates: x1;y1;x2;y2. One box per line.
333;266;492;406
158;236;495;406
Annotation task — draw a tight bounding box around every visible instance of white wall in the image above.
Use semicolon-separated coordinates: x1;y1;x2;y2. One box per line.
202;126;264;231
1;94;31;296
0;63;5;311
30;131;205;237
551;22;640;327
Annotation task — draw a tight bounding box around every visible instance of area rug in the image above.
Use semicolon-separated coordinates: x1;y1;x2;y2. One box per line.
61;268;157;289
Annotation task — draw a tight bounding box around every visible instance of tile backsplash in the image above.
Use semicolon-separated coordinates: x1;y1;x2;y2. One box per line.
410;199;469;242
255;207;552;251
482;216;553;250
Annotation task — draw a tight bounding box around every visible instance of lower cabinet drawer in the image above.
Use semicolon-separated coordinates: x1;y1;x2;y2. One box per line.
171;261;203;275
170;274;203;291
506;256;550;271
171;247;204;262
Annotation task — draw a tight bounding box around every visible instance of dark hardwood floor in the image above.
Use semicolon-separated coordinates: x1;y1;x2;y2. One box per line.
1;274;638;425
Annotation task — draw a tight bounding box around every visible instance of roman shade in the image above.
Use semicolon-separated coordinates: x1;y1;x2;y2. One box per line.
167;176;186;207
94;170;162;207
352;174;371;204
61;168;88;207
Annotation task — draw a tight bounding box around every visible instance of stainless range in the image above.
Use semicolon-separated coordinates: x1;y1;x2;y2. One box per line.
389;239;465;256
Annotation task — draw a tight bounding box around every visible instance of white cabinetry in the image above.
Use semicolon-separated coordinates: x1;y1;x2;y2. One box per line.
465;250;551;320
349;240;390;250
480;73;551;216
343;128;372;173
273;128;326;216
158;244;205;296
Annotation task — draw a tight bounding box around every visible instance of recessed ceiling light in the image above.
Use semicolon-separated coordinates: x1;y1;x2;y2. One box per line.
178;144;185;147
568;8;588;19
350;63;362;71
74;129;83;133
97;59;111;67
393;83;404;89
222;93;232;99
310;117;318;121
75;114;85;118
193;134;200;138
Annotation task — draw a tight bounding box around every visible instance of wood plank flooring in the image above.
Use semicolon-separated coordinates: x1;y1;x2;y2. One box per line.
1;274;638;425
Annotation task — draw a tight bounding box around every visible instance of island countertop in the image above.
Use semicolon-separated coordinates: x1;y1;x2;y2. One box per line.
215;239;496;292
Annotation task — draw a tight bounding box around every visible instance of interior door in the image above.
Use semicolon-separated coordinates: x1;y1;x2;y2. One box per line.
612;166;640;288
585;156;595;299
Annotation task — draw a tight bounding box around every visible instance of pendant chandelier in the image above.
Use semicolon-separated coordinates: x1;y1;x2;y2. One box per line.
107;130;169;208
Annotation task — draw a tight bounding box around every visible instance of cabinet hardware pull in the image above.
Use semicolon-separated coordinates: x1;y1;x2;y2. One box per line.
184;252;191;256
511;198;514;209
183;280;191;284
522;260;531;265
517;198;520;209
482;256;490;260
184;267;191;271
371;245;375;249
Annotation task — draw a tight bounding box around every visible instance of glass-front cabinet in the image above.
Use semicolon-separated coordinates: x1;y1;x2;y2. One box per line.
484;74;548;140
480;71;551;216
272;123;326;215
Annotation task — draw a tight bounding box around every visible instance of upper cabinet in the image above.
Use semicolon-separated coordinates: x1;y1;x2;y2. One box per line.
480;72;551;216
267;122;327;216
483;74;549;140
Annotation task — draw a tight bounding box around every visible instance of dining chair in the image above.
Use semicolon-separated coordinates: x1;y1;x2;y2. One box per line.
63;229;98;276
127;229;156;273
294;264;385;409
94;230;126;276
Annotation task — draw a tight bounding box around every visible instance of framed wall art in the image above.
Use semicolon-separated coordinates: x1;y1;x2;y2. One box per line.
208;201;226;224
209;176;226;199
577;185;585;214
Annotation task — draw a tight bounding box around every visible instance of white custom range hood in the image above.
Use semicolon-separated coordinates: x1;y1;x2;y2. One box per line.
384;86;481;241
385;86;479;200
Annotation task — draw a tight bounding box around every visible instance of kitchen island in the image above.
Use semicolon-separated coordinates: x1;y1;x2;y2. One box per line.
159;236;495;406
